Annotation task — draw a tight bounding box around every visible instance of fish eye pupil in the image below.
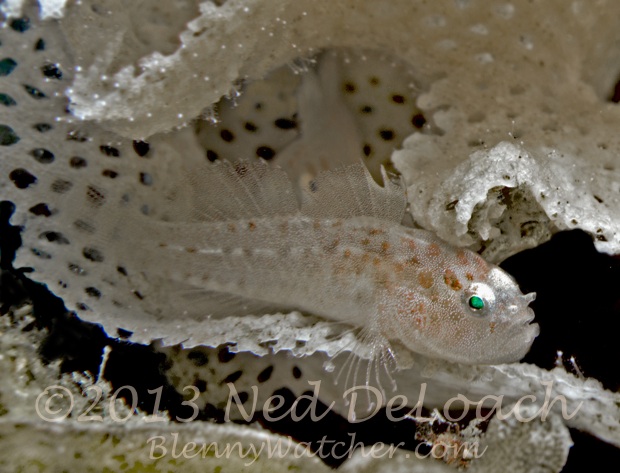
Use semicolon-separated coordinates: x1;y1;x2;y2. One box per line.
468;295;485;310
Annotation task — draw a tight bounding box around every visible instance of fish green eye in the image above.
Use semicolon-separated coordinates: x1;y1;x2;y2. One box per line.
468;295;485;310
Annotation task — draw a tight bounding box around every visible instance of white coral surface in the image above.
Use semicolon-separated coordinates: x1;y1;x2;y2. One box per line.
10;0;619;257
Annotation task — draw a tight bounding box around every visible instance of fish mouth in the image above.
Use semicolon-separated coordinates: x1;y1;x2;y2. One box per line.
526;321;541;342
514;307;539;341
521;307;536;325
523;307;540;340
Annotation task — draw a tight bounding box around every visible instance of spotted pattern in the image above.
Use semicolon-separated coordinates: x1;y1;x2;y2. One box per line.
195;49;426;180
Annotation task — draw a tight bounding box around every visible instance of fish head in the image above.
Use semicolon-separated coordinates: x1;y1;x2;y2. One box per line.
383;252;539;365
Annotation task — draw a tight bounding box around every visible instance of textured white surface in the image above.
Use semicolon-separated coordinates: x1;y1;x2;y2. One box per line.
0;313;585;472
394;140;620;260
13;0;618;258
1;0;67;19
159;338;620;447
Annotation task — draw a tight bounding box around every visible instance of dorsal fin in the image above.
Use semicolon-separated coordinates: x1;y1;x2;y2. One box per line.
186;159;298;221
301;162;407;222
185;158;406;223
183;152;408;223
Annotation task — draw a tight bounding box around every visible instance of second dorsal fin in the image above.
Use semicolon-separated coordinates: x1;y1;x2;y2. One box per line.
300;162;407;222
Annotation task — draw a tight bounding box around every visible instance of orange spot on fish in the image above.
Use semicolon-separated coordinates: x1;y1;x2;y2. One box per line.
369;228;385;235
248;221;256;231
400;237;416;251
410;301;425;314
444;269;462;290
228;223;237;233
406;256;420;266
418;270;434;289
